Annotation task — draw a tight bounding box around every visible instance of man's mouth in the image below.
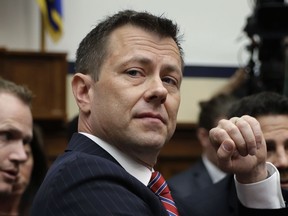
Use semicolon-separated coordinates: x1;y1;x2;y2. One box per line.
1;169;18;183
136;112;166;124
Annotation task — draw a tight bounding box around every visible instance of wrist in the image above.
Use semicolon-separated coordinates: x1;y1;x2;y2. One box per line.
236;163;268;184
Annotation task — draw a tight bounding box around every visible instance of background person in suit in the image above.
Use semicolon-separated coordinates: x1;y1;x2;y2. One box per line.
31;9;287;216
168;94;237;197
227;91;288;190
171;91;288;216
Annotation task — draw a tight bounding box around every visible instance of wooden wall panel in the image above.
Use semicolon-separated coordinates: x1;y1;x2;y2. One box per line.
0;50;67;121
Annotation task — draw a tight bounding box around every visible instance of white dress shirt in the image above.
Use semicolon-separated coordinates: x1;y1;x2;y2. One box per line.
202;154;227;183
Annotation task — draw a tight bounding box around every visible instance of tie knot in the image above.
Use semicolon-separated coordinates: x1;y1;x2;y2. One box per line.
148;171;170;196
148;171;179;216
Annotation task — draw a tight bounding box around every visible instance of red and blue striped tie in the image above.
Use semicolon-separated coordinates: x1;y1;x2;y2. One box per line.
148;171;179;216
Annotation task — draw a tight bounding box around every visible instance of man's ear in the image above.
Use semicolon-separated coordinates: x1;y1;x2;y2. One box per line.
71;73;94;114
196;127;210;148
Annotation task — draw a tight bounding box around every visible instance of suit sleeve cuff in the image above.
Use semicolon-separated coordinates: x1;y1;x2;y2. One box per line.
235;162;285;209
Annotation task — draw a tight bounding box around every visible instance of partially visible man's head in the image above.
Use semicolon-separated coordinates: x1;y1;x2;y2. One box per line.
0;77;33;195
72;10;183;167
197;94;237;166
75;9;184;81
228;91;288;189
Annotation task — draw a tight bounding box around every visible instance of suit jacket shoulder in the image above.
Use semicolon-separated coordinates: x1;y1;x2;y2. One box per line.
31;133;168;216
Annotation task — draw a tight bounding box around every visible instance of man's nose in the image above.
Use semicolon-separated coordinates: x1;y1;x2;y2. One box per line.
274;150;288;168
9;141;28;163
144;78;168;104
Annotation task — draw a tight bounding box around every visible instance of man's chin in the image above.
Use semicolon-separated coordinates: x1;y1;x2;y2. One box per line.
11;181;27;195
0;184;13;196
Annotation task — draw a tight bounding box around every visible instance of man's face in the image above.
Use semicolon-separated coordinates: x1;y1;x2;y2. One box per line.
0;93;33;195
12;143;33;195
88;25;182;166
257;115;288;189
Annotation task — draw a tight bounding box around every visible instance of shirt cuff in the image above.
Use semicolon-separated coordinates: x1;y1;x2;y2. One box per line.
235;162;286;209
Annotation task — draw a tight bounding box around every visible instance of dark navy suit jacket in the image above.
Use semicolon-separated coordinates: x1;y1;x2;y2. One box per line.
31;133;169;216
168;159;215;197
168;159;288;216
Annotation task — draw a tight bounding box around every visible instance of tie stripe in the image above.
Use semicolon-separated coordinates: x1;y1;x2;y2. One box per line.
148;171;179;216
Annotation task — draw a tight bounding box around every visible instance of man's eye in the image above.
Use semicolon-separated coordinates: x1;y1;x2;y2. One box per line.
284;140;288;150
162;77;177;86
23;138;32;145
24;145;32;157
266;141;276;152
126;70;142;77
0;132;12;142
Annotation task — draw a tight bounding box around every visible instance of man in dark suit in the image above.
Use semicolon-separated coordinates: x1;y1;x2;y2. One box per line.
170;91;288;216
31;9;184;216
31;10;288;216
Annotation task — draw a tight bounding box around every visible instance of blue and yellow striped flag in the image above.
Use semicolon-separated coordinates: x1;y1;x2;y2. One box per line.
37;0;63;42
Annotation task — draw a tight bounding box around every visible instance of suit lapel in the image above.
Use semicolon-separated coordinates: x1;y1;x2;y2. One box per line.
193;159;214;189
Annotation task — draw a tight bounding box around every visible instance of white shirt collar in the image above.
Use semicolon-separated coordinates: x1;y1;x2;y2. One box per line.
80;132;152;186
202;154;227;183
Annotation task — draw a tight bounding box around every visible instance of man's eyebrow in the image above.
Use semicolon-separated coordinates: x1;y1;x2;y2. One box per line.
0;128;18;134
0;128;32;142
123;56;153;65
126;56;181;70
162;64;182;74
